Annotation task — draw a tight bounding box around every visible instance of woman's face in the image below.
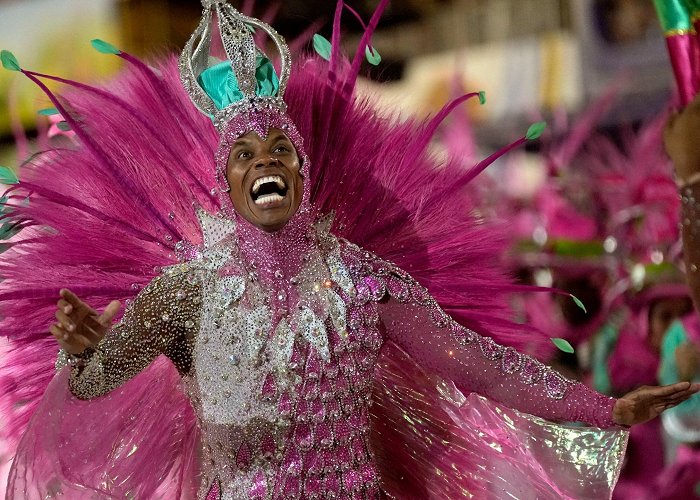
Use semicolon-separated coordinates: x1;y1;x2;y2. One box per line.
226;128;304;232
648;296;693;352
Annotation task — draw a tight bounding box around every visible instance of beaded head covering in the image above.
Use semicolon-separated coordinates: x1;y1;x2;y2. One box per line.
179;0;319;334
180;0;310;219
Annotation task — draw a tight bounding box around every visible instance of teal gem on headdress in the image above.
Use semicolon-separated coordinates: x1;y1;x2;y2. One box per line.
197;55;280;115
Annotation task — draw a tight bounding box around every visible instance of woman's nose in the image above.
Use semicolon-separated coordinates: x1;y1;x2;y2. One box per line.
254;156;278;169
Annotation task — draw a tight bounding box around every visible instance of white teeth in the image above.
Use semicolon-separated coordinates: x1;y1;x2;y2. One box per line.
252;175;286;195
254;193;285;206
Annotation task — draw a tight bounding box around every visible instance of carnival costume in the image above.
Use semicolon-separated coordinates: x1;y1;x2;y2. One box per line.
0;2;628;498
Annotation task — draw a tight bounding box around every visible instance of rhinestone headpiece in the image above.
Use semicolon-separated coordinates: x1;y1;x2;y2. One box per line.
180;0;292;131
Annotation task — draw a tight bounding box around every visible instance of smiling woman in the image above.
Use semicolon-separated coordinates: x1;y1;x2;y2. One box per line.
226;129;304;232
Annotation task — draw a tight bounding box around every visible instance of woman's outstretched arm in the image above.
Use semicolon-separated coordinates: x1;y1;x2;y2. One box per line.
53;264;202;399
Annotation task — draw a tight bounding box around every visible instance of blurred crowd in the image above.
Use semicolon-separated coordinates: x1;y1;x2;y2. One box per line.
433;78;700;498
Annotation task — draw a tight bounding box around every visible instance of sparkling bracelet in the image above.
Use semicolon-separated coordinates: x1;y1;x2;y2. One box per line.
60;348;95;368
65;352;86;367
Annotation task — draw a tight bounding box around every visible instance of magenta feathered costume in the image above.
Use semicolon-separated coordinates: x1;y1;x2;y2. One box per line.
0;2;627;498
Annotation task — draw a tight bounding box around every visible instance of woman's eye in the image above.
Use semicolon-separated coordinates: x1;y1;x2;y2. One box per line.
273;145;289;153
237;151;252;159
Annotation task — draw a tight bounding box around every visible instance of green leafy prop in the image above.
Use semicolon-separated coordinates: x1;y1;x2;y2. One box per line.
90;39;121;55
365;46;381;66
0;178;24;254
570;294;588;314
0;166;19;185
0;50;20;72
38;108;59;116
526;121;547;140
551;338;575;354
312;34;332;61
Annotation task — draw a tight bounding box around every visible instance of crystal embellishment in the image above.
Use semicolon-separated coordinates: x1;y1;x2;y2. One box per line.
179;0;292;131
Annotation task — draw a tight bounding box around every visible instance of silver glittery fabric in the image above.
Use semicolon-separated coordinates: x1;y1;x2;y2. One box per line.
63;209;618;499
58;263;200;399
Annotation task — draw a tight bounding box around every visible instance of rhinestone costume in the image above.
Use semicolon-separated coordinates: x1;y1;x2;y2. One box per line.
54;3;615;496
59;212;617;499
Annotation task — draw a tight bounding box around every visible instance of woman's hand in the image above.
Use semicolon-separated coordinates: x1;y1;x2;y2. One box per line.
50;289;120;355
665;95;700;182
613;381;700;426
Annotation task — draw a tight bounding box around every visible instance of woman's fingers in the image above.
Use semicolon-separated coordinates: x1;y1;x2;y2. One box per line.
59;289;81;308
80;301;121;342
665;384;700;401
82;315;108;342
55;309;75;332
641;384;700;413
57;298;72;315
53;290;114;353
655;385;696;399
664;388;699;405
70;332;95;349
98;300;121;325
644;382;692;398
60;289;96;316
56;290;112;338
617;383;700;425
50;323;68;341
50;323;93;353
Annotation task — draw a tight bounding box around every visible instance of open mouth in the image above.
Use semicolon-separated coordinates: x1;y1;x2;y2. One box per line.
250;175;289;206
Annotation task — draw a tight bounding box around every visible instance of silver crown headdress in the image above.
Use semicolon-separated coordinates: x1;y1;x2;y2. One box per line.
180;0;292;131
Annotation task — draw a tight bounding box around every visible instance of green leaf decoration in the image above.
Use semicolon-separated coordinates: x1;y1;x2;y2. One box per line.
0;166;19;185
478;90;487;105
526;121;547;140
1;50;20;72
313;34;332;61
56;121;71;132
0;222;22;240
38;108;59;116
570;294;588;314
365;46;381;66
551;338;575;354
90;39;121;55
